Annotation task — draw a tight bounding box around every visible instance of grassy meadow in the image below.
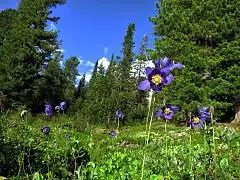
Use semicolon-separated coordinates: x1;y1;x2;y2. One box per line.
1;111;240;179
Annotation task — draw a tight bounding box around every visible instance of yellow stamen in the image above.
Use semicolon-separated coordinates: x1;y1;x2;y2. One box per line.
193;117;200;124
151;74;162;85
164;108;171;114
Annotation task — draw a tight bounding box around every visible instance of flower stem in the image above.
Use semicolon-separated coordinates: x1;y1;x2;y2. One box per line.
189;130;193;179
146;96;155;145
145;90;153;140
165;119;169;171
211;112;216;178
141;93;155;180
204;122;207;180
117;118;119;130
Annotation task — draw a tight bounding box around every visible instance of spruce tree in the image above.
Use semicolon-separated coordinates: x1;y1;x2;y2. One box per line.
150;0;240;122
75;73;86;101
73;73;86;111
82;60;99;123
134;35;149;120
0;9;18;47
63;56;80;102
0;8;18;111
88;60;98;89
118;23;137;123
0;0;65;110
103;54;119;124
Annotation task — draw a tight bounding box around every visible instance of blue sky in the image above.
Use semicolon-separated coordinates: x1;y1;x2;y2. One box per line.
0;0;157;82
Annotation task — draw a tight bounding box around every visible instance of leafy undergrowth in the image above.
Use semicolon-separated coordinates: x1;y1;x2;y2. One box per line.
0;112;240;179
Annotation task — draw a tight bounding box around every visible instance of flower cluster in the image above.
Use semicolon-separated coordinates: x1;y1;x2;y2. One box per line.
188;107;211;129
44;101;67;117
137;56;183;120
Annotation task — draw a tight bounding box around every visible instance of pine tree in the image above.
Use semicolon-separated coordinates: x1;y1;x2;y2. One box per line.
0;9;18;47
75;73;86;100
73;73;86;111
63;56;80;102
94;63;107;122
82;60;99;123
134;34;148;79
150;0;240;122
0;0;66;110
134;35;149;120
0;8;18;111
119;23;135;81
88;60;98;89
103;54;119;124
118;23;137;123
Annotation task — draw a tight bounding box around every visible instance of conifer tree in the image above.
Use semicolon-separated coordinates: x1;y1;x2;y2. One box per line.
73;73;86;111
75;73;86;100
103;54;119;124
89;60;98;84
118;23;137;123
82;60;99;122
0;9;18;111
150;0;240;122
0;9;18;47
0;0;65;110
134;35;149;120
94;63;107;122
134;34;148;79
63;56;80;102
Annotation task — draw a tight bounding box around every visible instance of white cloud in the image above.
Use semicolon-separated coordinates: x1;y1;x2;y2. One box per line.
60;60;64;67
76;73;92;82
78;56;84;64
49;22;57;31
76;75;81;80
85;61;94;67
85;73;92;82
90;69;93;72
98;57;110;70
104;47;109;55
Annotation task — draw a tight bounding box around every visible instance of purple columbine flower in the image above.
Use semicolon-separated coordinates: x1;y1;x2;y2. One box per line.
188;107;211;128
41;126;50;134
109;131;116;139
116;108;124;119
155;103;180;120
59;101;67;111
44;104;53;117
154;56;184;71
65;133;70;140
138;66;173;93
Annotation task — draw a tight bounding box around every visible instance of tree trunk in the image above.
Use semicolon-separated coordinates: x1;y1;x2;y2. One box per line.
233;103;240;123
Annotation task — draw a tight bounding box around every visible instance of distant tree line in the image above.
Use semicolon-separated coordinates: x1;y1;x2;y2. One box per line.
0;0;239;123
